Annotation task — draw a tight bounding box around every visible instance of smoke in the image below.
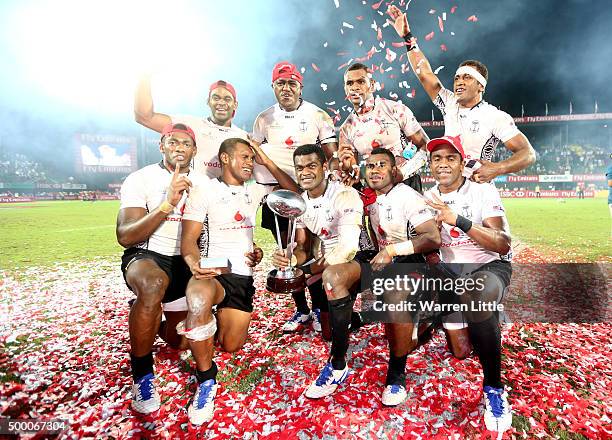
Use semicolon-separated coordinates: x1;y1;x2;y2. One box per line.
0;0;610;179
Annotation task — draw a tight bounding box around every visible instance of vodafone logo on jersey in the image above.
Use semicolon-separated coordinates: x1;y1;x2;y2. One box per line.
371;139;382;148
320;227;330;237
234;211;245;222
449;227;461;238
285;136;295;147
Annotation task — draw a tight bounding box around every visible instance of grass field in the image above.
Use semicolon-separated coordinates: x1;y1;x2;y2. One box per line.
0;197;609;271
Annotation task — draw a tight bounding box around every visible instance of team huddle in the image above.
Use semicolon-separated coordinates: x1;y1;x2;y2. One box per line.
116;7;535;434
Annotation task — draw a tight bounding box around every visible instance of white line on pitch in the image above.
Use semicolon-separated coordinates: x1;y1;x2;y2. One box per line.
57;225;115;232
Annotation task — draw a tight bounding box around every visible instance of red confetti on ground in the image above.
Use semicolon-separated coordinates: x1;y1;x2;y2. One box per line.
451;5;458;14
425;31;435;41
467;15;478;22
311;63;320;73
440;44;448;52
438;16;444;32
1;243;610;438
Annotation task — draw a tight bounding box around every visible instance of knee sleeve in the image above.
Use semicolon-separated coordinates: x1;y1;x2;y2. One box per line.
176;315;217;341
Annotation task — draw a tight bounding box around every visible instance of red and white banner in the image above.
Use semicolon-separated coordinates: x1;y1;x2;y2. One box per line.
420;112;612;127
0;197;34;203
499;190;594;198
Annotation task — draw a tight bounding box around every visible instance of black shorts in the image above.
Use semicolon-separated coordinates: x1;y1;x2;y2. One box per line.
216;273;256;313
470;259;512;301
261;198;289;234
121;248;191;304
402;173;423;195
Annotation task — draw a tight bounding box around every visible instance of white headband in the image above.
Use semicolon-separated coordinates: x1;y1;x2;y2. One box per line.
455;66;487;88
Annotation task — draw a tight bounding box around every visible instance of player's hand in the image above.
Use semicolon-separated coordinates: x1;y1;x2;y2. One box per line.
470;160;500;183
245;245;264;267
187;261;220;280
167;163;192;206
370;248;393;271
387;5;411;38
425;193;458;226
247;136;268;165
271;249;290;269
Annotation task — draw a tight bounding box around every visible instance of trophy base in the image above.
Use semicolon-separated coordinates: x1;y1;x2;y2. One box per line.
266;268;306;294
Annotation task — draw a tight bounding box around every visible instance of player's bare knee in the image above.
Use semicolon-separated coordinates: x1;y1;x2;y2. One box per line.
322;267;348;300
220;335;246;353
131;272;168;301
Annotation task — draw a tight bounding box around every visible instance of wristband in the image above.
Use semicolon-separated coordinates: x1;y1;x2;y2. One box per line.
402;31;413;43
387;240;415;256
455;215;473;233
159;200;175;214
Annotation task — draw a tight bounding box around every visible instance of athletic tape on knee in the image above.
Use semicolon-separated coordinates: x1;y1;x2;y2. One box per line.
176;315;217;341
324;282;335;298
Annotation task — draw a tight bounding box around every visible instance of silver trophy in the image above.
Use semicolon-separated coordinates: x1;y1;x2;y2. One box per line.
265;189;307;294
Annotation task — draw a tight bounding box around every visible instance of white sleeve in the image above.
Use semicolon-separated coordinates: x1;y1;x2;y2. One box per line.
335;188;363;226
395;102;422;137
182;180;209;223
481;183;507;220
120;172;146;209
316;108;337;144
433;87;455;113
251;114;266;144
404;189;434;228
492;110;521;143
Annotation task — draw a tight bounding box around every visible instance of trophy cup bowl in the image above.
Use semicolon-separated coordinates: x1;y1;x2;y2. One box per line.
264;190;308;294
266;268;306;294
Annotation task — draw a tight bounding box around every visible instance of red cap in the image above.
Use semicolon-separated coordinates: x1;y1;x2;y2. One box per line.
161;123;196;146
209;80;237;101
272;61;303;84
426;135;465;159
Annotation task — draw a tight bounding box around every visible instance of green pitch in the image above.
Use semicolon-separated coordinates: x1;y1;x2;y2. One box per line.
0;197;609;271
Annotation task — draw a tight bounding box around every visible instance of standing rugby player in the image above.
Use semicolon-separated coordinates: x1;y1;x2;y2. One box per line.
387;5;535;182
251;61;339;331
135;75;247;178
338;62;430;192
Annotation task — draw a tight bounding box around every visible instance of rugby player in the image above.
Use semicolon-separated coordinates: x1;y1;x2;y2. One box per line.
338;62;430;192
387;5;536;182
271;144;365;339
304;148;441;406
424;135;513;432
135;75;247;178
117;123;225;414
251;61;339;332
179;138;298;425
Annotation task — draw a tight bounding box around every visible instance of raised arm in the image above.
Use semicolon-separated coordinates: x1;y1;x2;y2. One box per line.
387;5;443;101
134;74;172;133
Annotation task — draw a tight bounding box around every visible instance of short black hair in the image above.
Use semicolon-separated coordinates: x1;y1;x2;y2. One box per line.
345;62;370;76
459;60;489;81
293;144;326;165
369;147;396;167
219;137;249;161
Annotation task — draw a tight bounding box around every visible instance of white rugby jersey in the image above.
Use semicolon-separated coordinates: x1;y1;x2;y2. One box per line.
295;181;363;254
120;162;205;256
433;88;520;161
368;183;434;247
251;101;336;184
425;179;510;264
183;178;271;276
339;96;422;161
171;115;248;178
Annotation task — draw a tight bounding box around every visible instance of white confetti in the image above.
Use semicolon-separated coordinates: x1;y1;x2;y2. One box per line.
320;83;328;91
342;21;354;29
323;41;328;47
434;65;445;74
333;0;339;8
325;101;336;105
443;12;447;20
